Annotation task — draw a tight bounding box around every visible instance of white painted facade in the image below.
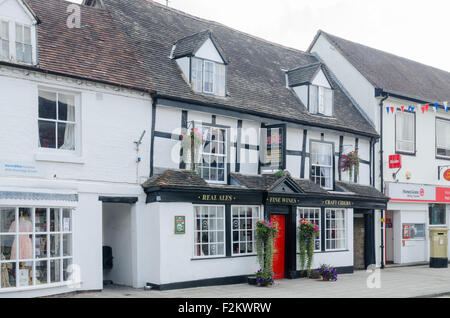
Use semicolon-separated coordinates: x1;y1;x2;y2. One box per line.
310;32;450;266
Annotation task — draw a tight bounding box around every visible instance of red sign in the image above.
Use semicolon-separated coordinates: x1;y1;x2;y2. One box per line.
444;169;450;182
436;187;450;203
389;155;402;169
402;225;410;239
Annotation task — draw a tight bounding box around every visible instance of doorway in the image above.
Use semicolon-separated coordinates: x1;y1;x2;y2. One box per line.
353;214;365;269
271;214;286;279
353;210;376;269
102;203;133;287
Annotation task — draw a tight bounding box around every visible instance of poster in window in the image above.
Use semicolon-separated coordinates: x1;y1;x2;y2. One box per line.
402;224;410;239
18;269;29;287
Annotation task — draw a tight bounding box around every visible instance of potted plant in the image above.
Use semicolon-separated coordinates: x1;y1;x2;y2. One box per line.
298;219;320;278
317;264;338;281
254;220;279;287
180;127;205;171
340;150;360;182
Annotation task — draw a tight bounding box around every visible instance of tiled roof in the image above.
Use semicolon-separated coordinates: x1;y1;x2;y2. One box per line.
287;62;322;87
104;0;378;137
142;169;208;188
315;31;450;103
26;0;151;91
335;181;388;200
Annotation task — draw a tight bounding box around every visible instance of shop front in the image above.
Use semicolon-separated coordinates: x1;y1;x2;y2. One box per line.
142;170;388;290
385;182;450;265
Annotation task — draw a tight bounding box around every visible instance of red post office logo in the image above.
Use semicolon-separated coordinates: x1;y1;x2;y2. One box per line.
444;169;450;182
420;188;425;197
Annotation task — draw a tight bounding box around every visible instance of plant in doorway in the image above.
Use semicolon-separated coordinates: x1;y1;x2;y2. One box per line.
255;220;279;286
298;219;320;278
318;264;338;281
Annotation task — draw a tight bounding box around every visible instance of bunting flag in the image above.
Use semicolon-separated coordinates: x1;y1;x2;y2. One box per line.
425;103;429;112
385;101;450;114
401;105;405;112
386;107;390;114
435;103;439;112
445;101;449;112
390;107;394;114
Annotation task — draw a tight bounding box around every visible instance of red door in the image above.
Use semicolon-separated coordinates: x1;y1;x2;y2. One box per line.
271;215;285;279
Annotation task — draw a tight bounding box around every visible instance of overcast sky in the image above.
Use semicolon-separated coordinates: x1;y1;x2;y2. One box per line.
72;0;450;72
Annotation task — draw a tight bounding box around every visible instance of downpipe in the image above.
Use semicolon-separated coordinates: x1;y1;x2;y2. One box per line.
379;93;389;269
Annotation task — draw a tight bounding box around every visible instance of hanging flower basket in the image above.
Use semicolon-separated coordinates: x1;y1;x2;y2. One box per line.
340;151;360;182
298;219;320;278
255;220;279;287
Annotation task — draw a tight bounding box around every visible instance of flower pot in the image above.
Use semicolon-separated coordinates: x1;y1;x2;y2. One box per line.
322;277;330;281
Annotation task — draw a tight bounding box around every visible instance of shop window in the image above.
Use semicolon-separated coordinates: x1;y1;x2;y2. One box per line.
194;206;225;258
325;209;346;251
395;111;415;154
260;125;285;172
231;206;261;256
310;141;333;190
309;85;333;116
297;208;321;252
38;90;77;151
197;125;227;183
436;118;450;159
429;204;446;226
0;207;73;289
402;224;425;240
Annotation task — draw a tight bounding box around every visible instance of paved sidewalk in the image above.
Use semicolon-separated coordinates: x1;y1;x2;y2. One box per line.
68;265;450;298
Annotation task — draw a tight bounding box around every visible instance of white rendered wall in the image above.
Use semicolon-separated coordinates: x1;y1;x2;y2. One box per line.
195;38;224;63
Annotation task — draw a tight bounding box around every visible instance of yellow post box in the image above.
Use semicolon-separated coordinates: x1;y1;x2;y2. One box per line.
429;228;448;268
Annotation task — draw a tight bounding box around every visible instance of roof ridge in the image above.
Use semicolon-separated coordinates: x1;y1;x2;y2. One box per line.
144;0;314;57
321;30;450;76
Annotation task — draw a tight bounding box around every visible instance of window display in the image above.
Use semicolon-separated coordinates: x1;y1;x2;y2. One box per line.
231;206;261;255
0;207;73;289
194;206;225;258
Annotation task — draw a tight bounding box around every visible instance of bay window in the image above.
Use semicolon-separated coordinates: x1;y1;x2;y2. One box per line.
0;20;9;60
0;207;73;289
231;206;261;256
198;125;227;183
297;208;321;252
310;141;333;190
396;111;415;154
325;209;346;251
436;118;450;158
38;90;77;151
191;57;226;97
309;85;333;116
194;206;225;258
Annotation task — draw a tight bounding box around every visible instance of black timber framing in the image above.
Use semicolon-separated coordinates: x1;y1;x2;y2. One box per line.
99;196;138;204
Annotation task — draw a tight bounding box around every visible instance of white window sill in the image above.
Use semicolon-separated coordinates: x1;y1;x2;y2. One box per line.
34;153;85;165
0;281;81;294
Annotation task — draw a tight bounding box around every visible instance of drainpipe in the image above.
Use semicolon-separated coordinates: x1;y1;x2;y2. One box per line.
378;92;389;269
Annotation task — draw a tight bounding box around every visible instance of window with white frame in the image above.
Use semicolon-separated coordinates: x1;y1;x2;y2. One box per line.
0;207;73;289
191;57;226;97
297;208;321;252
0;20;9;60
231;206;261;256
396;111;415;154
194;206;225;258
38;90;77;151
309;85;333;116
198;125;227;183
310;141;333;190
15;23;32;64
436;118;450;158
325;209;346;251
261;125;285;171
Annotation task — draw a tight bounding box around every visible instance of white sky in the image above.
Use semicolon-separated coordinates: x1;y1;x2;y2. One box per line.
71;0;450;72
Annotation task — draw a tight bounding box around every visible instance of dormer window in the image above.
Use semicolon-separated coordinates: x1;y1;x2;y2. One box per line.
191;57;226;96
287;62;334;117
309;85;333;116
0;20;9;59
172;30;228;98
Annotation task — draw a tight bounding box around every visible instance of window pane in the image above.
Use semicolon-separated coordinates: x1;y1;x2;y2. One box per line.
18;262;32;287
214;63;226;96
63;234;72;256
1;262;15;288
35;260;47;285
309;85;318;113
38;120;56;149
39;91;57;119
58;94;76;121
0;235;14;260
18;236;33;260
0;208;15;233
57;123;75;150
23;26;31;44
324;88;333;116
430;204;446;225
50;259;61;283
35;208;47;232
50;208;60;232
50;234;60;257
15;24;23;42
203;61;214;93
396;112;415;153
63;209;72;232
35;234;47;259
191;57;203;92
24;44;32;63
63;259;72;282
